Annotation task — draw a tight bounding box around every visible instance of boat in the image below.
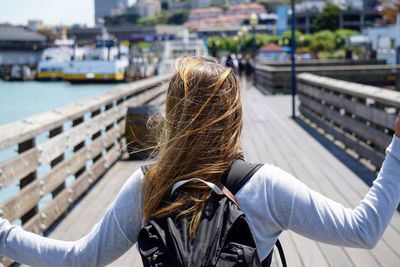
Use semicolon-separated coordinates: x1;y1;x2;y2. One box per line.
63;29;129;83
36;34;78;81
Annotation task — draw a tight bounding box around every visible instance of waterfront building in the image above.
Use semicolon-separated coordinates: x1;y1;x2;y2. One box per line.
135;0;162;18
95;0;129;24
68;25;185;43
291;6;381;33
0;25;46;66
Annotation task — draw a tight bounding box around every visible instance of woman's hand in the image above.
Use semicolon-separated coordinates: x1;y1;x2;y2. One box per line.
396;112;400;138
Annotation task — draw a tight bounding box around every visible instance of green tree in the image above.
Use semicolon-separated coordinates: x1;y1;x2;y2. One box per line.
334;29;358;49
225;37;239;53
137;10;168;25
280;30;303;47
309;30;336;56
314;3;341;31
207;36;226;56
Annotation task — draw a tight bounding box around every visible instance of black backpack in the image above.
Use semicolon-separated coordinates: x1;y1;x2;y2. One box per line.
138;160;287;267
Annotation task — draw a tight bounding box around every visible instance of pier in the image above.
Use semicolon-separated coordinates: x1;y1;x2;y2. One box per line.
1;73;400;266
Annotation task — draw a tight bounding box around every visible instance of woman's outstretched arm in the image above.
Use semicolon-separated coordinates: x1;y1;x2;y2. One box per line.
0;168;144;267
237;135;400;260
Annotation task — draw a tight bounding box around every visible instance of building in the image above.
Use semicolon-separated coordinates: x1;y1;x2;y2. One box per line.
190;0;225;8
229;0;250;4
167;0;227;11
95;0;129;24
364;13;400;64
295;0;378;12
167;0;191;12
226;2;266;16
0;25;46;66
292;9;381;33
188;7;224;21
68;25;186;43
136;0;162;18
185;3;268;31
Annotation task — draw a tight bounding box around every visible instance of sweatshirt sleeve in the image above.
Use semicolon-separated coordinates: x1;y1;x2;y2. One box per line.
0;168;144;267
237;135;400;258
288;135;400;248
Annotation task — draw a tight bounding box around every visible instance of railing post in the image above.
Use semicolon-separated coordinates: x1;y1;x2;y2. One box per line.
19;138;38;224
91;109;102;163
72;117;86;178
49;126;65;197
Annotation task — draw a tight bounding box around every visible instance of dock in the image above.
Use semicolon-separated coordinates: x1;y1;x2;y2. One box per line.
46;86;400;266
1;74;400;266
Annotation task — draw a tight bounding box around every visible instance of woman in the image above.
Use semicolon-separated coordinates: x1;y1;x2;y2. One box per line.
1;55;400;266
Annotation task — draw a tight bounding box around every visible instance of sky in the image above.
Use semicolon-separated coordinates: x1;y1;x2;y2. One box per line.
0;0;95;27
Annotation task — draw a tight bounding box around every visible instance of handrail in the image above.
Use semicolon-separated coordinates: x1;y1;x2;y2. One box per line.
254;63;400;94
298;73;398;168
0;75;170;266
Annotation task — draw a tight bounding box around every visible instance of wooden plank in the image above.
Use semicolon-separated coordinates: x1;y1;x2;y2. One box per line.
0;180;40;222
300;106;385;167
41;147;88;195
37;133;68;165
299;83;397;130
104;144;121;168
299;95;392;151
22;158;109;237
91;158;107;182
0;148;38;188
298;73;400;107
70;172;91;201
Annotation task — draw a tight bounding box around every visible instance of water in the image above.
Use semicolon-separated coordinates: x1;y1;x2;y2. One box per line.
0;80;118;223
0;80;117;125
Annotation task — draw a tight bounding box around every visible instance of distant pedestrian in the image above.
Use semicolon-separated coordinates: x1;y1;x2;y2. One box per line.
225;54;238;75
245;57;253;83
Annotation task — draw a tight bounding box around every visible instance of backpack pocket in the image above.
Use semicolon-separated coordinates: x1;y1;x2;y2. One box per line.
217;242;258;267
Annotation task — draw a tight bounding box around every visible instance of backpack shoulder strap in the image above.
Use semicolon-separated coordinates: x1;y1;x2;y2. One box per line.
223;160;287;267
141;164;152;175
222;159;263;195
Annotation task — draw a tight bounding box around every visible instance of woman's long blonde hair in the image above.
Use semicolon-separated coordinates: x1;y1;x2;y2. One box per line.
143;55;243;237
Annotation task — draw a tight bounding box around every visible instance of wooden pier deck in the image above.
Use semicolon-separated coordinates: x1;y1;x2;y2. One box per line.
46;86;400;267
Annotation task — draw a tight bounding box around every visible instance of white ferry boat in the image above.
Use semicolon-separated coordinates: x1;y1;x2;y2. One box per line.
36;38;78;81
63;30;129;83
